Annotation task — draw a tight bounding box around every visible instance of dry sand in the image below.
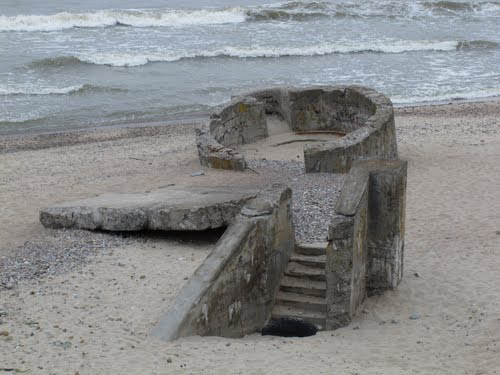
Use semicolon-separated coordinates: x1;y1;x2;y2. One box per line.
0;100;499;374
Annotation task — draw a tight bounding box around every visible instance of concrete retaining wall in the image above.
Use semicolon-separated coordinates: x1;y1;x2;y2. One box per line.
325;159;407;329
151;184;294;341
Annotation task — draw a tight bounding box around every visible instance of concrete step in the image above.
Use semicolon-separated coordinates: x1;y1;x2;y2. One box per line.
289;252;326;269
285;262;325;281
280;276;326;298
276;291;326;313
272;304;325;330
295;242;328;256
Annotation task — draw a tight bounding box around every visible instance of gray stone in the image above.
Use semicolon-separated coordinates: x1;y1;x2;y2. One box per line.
40;186;258;231
241;200;273;217
409;312;421;320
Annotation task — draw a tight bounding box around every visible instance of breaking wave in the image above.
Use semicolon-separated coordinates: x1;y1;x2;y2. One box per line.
26;40;495;67
0;8;247;32
2;1;500;32
422;1;500;12
456;40;499;49
0;84;126;95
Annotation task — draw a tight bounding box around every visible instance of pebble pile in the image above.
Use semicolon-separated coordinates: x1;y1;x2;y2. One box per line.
248;159;345;244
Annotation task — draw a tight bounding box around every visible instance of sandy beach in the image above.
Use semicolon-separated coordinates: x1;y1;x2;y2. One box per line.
0;99;499;374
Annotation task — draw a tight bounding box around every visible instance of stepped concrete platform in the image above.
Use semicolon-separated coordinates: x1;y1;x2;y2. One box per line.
280;276;326;298
40;186;258;231
272;242;328;330
295;242;328;256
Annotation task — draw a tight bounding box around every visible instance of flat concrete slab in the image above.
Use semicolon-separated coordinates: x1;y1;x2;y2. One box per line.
40;186;258;231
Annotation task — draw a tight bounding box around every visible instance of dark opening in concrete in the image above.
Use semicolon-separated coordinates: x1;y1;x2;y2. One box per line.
94;227;228;248
261;317;317;337
142;227;227;245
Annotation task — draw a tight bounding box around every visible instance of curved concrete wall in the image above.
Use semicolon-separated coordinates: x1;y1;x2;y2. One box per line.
196;97;267;171
196;85;398;173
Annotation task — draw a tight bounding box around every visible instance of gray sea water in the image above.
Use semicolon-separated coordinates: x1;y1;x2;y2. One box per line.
1;0;500;135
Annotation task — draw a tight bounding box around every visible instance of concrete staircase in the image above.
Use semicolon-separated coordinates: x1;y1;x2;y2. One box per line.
272;242;328;330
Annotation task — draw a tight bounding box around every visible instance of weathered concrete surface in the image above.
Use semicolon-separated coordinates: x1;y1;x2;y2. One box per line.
325;159;407;329
304;87;398;173
196;97;268;171
199;85;398;173
151;184;294;341
195;126;247;171
287;86;375;133
210;97;268;148
325;168;370;330
362;159;408;295
40;186;258;231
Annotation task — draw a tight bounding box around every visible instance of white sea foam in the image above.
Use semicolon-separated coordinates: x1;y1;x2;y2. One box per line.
0;8;247;32
0;84;84;95
2;1;499;32
73;40;461;67
391;87;500;104
0;84;96;95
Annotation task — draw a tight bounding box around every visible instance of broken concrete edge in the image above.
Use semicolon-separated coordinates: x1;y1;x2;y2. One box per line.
196;85;397;172
39;186;259;231
195;126;247;171
151;184;294;341
325;159;407;328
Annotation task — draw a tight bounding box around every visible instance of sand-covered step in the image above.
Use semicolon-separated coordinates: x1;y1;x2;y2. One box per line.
295;242;328;256
280;276;326;298
285;262;325;281
272;304;326;329
276;291;326;313
289;253;326;269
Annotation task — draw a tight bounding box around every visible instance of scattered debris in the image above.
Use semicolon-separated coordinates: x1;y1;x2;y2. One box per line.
190;171;205;177
409;312;421;320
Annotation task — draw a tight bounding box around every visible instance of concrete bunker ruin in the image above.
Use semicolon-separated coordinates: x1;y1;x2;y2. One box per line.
39;85;407;342
196;85;398;173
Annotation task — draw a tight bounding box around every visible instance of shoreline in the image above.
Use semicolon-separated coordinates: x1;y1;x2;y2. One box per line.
2;96;500;154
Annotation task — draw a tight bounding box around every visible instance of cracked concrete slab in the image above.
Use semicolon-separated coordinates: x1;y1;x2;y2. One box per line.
40;186;258;231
